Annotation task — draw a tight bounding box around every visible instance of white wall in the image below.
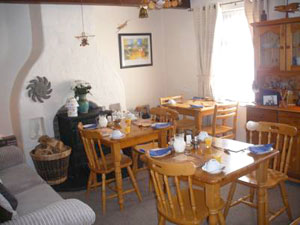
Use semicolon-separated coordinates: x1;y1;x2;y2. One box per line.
0;3;167;166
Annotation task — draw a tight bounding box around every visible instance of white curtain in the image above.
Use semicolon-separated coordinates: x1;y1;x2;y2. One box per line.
193;4;218;98
211;5;254;103
244;0;261;36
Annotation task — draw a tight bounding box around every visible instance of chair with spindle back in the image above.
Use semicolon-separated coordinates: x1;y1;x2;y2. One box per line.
290;216;300;225
78;123;142;214
202;102;239;139
132;106;177;176
159;95;195;133
224;121;297;223
146;154;225;225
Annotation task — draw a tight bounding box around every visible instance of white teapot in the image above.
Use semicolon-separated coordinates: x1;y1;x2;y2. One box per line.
173;134;186;153
98;115;108;128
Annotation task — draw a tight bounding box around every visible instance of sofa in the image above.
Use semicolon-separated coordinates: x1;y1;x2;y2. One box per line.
0;145;96;225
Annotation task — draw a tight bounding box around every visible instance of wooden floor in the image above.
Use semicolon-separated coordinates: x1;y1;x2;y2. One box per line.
60;171;300;225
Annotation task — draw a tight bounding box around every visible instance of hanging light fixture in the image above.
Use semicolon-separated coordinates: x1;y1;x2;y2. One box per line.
139;0;182;18
75;0;95;47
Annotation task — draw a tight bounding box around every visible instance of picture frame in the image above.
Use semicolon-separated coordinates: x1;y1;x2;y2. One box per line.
263;95;278;106
118;33;153;69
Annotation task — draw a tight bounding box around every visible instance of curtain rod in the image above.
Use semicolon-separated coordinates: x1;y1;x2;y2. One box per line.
220;0;244;6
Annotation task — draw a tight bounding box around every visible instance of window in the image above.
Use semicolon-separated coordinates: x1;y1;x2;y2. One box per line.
211;3;254;103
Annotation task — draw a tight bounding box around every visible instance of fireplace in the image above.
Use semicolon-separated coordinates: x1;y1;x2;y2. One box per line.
52;102;111;192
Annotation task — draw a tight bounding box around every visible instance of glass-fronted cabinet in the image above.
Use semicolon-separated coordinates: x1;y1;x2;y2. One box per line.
254;25;285;73
286;23;300;71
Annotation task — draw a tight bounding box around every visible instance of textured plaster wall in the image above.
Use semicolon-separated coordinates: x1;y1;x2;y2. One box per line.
0;4;166;167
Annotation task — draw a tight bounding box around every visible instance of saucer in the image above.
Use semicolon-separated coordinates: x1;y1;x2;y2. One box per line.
110;133;125;140
202;164;224;174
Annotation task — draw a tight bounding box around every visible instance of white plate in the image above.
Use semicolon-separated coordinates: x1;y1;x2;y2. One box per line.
110;134;125;140
202;164;224;174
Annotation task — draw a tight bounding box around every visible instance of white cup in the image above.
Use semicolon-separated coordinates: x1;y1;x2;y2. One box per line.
205;159;221;172
112;130;122;139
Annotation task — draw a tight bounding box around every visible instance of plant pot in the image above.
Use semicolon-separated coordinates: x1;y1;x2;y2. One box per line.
78;94;89;113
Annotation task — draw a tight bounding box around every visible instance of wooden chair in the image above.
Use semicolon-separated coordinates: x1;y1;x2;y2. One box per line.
146;154;225;225
290;217;300;225
224;121;297;223
202;102;239;139
132;106;177;176
159;95;195;133
78;123;142;214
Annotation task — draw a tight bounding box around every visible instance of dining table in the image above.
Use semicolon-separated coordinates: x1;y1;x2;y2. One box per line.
156;138;279;225
98;119;170;211
164;99;215;132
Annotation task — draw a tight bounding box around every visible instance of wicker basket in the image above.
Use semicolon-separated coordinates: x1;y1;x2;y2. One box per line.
30;147;72;185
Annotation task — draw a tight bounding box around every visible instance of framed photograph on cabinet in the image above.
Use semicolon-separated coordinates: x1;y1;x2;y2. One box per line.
118;33;153;69
262;95;278;106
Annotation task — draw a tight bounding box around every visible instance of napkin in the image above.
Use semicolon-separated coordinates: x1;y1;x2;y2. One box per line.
152;122;171;129
249;144;273;154
83;124;98;130
139;146;172;158
190;104;204;109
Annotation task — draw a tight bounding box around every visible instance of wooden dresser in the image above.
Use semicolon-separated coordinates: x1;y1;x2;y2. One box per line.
247;105;300;181
249;17;300;181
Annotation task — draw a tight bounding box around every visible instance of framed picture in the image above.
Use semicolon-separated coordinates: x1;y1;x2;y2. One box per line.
263;95;278;106
118;33;153;69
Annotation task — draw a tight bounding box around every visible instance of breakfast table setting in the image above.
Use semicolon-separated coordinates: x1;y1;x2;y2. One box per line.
147;135;278;225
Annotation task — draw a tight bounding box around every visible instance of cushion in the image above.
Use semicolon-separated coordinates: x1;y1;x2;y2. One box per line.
0;163;45;195
15;183;62;216
0;183;18;210
0;193;18;222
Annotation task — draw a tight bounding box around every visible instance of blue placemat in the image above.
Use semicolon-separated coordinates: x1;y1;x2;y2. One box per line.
83;124;98;130
190;104;204;109
151;122;171;129
139;146;173;158
249;144;273;154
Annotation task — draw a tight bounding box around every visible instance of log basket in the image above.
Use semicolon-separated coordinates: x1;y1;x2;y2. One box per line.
30;147;72;185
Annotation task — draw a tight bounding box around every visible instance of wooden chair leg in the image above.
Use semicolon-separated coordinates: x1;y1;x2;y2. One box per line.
132;149;139;177
158;214;166;225
148;169;153;193
217;211;226;225
279;181;293;221
223;182;237;218
86;172;93;199
102;173;106;215
249;187;255;202
127;166;142;201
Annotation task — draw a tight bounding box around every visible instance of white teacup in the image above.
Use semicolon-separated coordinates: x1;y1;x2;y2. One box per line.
205;159;222;172
112;130;123;139
197;131;209;142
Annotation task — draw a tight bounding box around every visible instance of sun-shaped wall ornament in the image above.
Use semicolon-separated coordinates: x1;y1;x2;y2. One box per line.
26;76;52;103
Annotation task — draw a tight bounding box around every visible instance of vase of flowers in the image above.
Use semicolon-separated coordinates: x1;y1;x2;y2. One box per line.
71;80;91;114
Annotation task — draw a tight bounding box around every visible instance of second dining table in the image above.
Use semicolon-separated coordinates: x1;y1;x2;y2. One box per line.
164;99;215;132
155;138;278;225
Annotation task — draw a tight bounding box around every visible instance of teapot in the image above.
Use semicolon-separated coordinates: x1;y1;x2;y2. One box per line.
98;115;108;128
173;134;186;153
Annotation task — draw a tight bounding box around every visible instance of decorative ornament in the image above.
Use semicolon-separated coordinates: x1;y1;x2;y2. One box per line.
26;76;52;103
116;20;129;33
75;0;95;47
65;97;79;117
274;1;299;18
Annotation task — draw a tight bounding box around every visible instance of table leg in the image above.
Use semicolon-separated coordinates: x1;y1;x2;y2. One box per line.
195;113;203;133
111;143;124;210
205;183;225;225
256;160;268;225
